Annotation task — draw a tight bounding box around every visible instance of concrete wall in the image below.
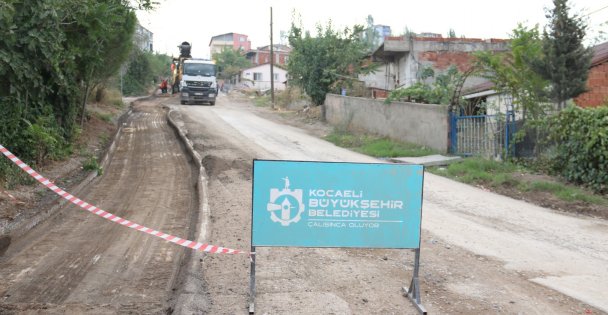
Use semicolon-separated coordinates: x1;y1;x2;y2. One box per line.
324;94;449;153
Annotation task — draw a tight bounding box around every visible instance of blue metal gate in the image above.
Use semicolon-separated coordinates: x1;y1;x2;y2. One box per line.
449;111;516;158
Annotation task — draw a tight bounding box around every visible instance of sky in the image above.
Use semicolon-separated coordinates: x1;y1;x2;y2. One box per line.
136;0;608;58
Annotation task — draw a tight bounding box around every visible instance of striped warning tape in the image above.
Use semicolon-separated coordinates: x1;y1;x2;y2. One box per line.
0;144;249;255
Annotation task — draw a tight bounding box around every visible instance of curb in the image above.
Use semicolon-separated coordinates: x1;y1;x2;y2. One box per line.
166;108;211;313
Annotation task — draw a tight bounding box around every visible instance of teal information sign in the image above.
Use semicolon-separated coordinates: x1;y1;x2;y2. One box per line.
251;160;424;249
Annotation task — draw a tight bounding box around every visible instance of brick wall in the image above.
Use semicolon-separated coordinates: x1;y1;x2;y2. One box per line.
575;62;608;108
254;51;289;65
418;51;474;72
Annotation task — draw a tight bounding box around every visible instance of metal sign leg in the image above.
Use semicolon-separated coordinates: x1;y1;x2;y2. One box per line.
249;245;256;314
403;248;427;314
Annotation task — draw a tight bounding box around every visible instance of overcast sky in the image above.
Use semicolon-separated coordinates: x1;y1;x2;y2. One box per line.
136;0;608;58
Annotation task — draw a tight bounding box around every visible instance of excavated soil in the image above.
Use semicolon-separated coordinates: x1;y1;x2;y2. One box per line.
0;98;199;313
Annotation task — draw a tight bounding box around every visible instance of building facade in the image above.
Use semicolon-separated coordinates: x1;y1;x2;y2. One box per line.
575;41;608;108
245;44;291;66
209;33;252;57
134;23;153;52
240;63;288;90
362;36;509;91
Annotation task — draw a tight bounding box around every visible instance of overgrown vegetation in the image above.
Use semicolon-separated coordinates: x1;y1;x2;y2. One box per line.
385;65;463;105
122;51;172;96
542;106;608;193
0;0;155;184
324;129;436;157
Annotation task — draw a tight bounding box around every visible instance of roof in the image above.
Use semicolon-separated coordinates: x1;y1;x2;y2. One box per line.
209;32;249;46
591;41;608;67
461;81;501;99
256;44;292;52
241;62;288;72
462;81;496;95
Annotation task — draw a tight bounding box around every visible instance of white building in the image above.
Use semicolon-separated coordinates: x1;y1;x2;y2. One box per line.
134;23;153;52
240;63;288;90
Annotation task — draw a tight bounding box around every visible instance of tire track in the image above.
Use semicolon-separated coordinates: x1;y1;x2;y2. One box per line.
0;99;196;313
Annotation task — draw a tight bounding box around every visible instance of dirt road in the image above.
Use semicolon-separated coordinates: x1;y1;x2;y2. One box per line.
172;94;607;314
0;98;199;313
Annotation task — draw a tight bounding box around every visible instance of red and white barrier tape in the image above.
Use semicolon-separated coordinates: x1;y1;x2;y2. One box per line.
0;144;248;255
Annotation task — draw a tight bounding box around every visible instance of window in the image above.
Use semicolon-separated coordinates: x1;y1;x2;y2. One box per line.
253;73;263;81
183;63;216;77
240;37;245;42
274;73;279;81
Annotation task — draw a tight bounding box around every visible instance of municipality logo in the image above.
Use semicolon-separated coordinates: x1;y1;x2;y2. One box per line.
266;177;305;226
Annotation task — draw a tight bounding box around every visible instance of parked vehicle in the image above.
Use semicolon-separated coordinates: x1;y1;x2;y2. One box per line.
171;42;218;105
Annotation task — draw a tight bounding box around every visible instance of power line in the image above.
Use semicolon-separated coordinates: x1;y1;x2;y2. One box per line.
585;4;608;16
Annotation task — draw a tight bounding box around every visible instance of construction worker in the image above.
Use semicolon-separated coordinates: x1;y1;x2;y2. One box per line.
159;79;168;94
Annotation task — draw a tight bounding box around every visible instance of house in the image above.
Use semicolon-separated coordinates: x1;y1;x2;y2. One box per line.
245;44;291;66
461;81;518;117
362;35;509;91
209;32;252;57
134;23;153;52
574;41;608;108
240;63;288;91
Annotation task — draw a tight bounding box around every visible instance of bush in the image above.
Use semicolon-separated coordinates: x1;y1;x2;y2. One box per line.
544;106;608;193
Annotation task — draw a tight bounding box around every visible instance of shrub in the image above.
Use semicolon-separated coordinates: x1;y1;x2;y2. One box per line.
544;106;608;193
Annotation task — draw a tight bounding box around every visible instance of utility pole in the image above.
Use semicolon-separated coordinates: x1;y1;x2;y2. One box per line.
270;6;275;109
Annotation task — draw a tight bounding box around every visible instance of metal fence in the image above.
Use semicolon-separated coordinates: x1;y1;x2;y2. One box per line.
449;111;516;158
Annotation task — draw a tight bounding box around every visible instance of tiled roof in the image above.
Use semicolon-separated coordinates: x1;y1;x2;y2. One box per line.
591;41;608;66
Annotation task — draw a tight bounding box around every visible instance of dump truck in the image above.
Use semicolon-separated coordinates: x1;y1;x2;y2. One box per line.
171;42;218;105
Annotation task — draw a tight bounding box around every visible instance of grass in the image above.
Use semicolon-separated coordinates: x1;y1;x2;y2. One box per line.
254;95;271;107
324;129;437;158
82;154;103;176
95;112;113;123
520;181;607;205
429;157;607;206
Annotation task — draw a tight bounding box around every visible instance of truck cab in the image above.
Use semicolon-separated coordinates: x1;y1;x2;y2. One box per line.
179;59;218;105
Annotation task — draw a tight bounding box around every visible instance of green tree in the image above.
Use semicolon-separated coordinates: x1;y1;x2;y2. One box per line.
448;28;457;38
213;48;250;80
62;0;137;126
0;0;145;179
475;24;550;120
535;0;593;109
288;20;374;105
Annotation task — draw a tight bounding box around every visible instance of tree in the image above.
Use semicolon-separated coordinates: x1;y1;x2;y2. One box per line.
62;0;137;126
212;48;250;80
475;24;550;121
534;0;593;109
448;28;457;38
288;21;374;105
0;0;140;176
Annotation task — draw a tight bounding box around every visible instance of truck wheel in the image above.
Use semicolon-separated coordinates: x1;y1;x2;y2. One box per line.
209;101;215;106
180;101;186;105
